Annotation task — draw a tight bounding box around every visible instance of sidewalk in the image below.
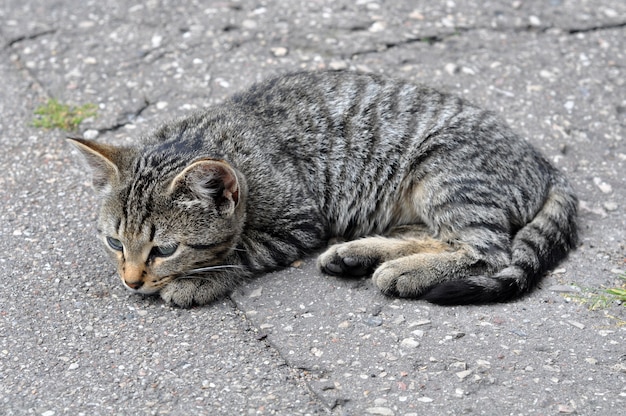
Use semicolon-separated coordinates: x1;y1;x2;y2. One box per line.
1;1;624;414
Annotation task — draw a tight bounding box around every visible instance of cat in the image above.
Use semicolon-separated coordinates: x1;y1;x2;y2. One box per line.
68;70;578;308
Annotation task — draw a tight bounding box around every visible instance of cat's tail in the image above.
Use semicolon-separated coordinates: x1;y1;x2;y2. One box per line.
422;175;578;305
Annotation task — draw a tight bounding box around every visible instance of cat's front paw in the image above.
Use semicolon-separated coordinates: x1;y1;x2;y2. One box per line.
160;279;200;308
317;240;381;277
160;278;225;308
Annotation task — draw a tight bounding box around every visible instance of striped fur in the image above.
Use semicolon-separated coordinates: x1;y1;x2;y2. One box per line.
69;71;577;307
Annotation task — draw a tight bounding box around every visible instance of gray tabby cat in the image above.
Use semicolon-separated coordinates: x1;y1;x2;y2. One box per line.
69;71;578;308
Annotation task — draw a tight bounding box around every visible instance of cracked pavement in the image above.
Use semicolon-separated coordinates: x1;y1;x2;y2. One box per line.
1;0;625;415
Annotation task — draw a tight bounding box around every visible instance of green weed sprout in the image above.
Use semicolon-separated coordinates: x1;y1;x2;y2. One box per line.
33;98;97;131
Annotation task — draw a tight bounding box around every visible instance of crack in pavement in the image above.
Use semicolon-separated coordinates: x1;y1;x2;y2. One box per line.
3;27;62;100
566;21;626;34
4;28;57;49
226;296;336;414
95;96;152;135
347;21;626;58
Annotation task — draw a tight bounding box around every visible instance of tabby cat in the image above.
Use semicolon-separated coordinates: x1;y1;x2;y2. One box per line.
69;71;578;308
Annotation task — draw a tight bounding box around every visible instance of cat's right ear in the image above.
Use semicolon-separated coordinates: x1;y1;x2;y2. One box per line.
66;138;121;193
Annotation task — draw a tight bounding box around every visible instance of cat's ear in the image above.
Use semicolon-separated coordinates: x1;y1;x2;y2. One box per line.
67;137;122;193
169;159;240;214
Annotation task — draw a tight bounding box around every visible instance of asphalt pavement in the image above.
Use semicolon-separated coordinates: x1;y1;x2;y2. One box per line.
1;0;625;414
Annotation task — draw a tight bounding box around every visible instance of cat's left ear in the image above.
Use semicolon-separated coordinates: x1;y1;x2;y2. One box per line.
169;159;240;214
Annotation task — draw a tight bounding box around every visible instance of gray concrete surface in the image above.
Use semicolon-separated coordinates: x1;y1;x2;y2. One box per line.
1;0;624;414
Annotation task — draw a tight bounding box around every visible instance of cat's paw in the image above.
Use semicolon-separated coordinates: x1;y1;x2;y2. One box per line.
372;258;431;297
160;279;200;308
160;278;225;308
317;240;381;277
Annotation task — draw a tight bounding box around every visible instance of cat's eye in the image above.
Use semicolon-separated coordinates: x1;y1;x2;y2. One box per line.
150;244;178;258
107;236;124;251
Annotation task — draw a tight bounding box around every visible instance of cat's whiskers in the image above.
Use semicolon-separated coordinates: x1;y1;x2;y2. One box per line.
151;275;175;290
176;275;215;281
177;264;244;279
189;264;244;273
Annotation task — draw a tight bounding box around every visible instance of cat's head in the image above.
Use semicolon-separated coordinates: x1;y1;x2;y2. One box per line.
68;138;246;295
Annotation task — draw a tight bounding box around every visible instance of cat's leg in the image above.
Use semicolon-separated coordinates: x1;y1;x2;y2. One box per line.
372;247;483;297
371;220;513;298
318;225;496;297
317;226;453;277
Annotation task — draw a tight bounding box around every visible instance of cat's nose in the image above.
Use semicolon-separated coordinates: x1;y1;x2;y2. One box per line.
122;262;146;291
124;280;144;290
